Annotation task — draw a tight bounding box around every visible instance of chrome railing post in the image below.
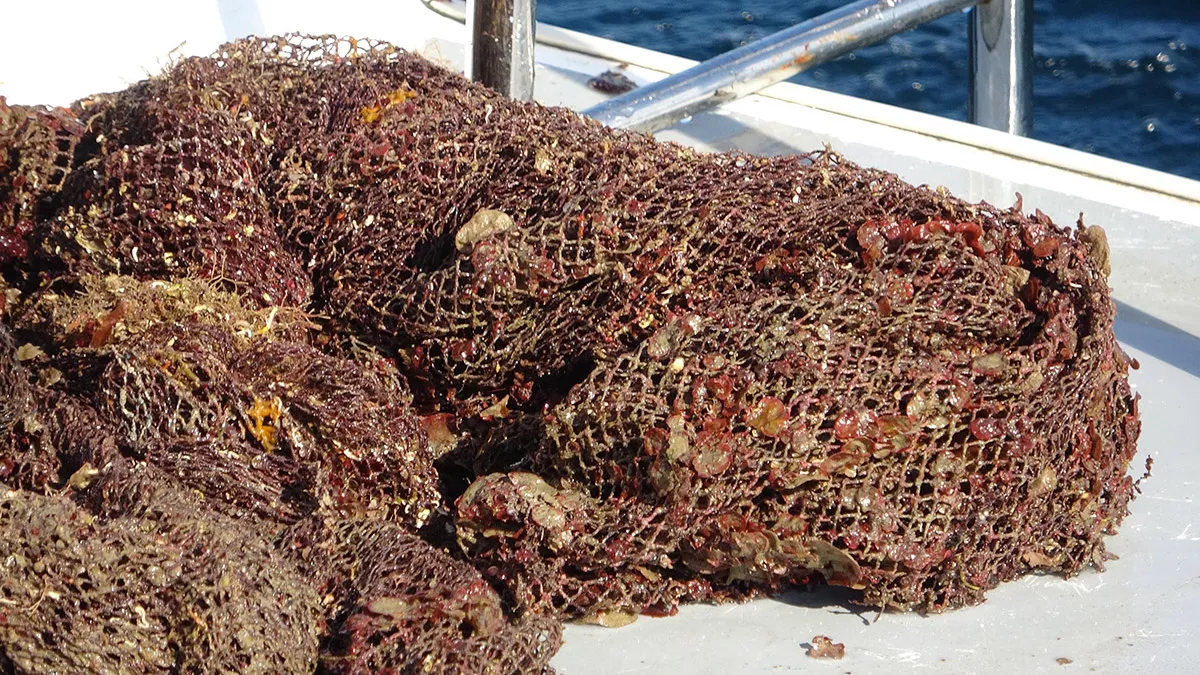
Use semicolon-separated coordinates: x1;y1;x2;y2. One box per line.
584;0;977;134
968;0;1033;135
466;0;537;100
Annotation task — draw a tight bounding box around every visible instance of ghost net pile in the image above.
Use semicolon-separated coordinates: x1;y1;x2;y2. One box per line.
0;34;1140;670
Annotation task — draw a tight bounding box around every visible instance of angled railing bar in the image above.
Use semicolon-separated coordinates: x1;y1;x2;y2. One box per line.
582;0;980;134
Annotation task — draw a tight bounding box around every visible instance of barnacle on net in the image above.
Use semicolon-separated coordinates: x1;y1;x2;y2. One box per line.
0;32;1141;672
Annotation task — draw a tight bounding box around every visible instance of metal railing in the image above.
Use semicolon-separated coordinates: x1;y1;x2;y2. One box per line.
467;0;537;100
970;0;1033;135
467;0;1033;136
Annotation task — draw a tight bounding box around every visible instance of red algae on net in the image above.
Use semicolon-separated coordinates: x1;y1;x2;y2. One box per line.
0;34;1141;672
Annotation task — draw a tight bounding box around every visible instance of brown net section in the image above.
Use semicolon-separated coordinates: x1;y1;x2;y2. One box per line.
0;33;1142;671
0;462;322;674
0;322;117;493
51;313;439;526
457;471;732;620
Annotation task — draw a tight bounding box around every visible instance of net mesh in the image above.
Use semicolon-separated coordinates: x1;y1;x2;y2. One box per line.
8;274;441;526
38;84;312;307
0;100;83;286
0;322;117;493
0;461;323;674
474;279;1138;613
283;517;562;674
72;319;439;525
0;33;1142;670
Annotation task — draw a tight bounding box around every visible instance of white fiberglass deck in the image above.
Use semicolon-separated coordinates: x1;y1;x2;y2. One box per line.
3;1;1199;672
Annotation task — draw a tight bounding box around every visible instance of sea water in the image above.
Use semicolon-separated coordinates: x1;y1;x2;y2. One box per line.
538;0;1200;181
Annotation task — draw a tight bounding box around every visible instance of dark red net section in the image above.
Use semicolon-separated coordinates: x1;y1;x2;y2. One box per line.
0;100;82;283
39;84;311;307
488;279;1137;613
0;33;1141;671
284;517;562;674
462;209;1140;615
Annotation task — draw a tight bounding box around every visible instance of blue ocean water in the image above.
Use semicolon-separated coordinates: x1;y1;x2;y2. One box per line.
538;0;1200;181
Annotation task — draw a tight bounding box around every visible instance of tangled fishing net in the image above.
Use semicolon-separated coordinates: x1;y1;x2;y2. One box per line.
1;34;1141;670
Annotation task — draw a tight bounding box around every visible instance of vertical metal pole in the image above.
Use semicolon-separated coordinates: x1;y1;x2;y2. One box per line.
969;0;1033;135
466;0;536;100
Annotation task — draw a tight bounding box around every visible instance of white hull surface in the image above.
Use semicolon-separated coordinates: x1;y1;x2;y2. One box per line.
3;2;1198;672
